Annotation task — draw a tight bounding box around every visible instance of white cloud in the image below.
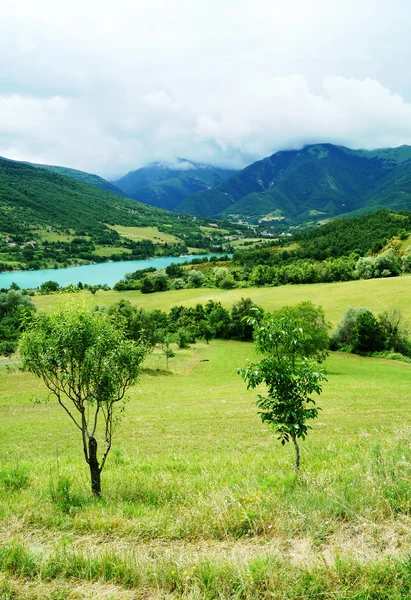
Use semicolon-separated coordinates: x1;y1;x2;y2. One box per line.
0;0;411;177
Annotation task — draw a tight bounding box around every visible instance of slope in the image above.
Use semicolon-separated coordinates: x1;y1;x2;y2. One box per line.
20;160;126;197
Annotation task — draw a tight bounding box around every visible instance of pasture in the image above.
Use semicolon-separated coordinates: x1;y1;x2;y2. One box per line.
34;273;411;327
3;280;411;598
109;225;181;245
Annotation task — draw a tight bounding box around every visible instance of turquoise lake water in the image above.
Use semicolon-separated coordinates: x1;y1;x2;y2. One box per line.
0;255;223;289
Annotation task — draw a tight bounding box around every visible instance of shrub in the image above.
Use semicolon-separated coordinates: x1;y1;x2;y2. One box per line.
354;256;374;279
351;310;384;354
330;307;367;350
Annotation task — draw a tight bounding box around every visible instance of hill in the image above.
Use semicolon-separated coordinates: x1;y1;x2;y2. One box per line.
114;158;236;210
28;162;126;196
176;144;411;223
0;156;127;197
0;157;235;271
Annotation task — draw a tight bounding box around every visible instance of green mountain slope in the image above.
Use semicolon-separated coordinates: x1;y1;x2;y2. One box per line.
21;160;126;197
0;157;231;271
177;144;411;223
114;158;236;210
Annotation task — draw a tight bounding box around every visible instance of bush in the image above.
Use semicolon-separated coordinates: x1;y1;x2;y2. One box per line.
187;269;205;288
39;280;60;294
330;307;367;350
378;310;411;355
175;328;191;349
354;256;374;279
402;249;411;272
351;310;384;354
373;249;401;277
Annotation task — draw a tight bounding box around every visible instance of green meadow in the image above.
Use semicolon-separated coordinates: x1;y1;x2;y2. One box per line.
3;278;411;598
110;225;181;244
34;273;411;327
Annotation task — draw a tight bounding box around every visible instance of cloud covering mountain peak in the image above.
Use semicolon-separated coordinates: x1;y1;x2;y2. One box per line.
1;0;411;178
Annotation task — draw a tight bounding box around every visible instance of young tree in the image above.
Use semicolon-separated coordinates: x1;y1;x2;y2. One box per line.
20;306;149;496
239;309;327;471
269;301;330;363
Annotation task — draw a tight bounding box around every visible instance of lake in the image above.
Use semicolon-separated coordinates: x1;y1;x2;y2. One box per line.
0;255;225;290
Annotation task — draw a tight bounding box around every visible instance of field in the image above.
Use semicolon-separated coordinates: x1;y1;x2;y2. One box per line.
3;279;411;598
229;238;266;249
34;273;411;327
92;246;132;257
109;225;181;244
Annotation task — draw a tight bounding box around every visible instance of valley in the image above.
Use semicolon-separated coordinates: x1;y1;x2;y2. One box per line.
3;145;411;600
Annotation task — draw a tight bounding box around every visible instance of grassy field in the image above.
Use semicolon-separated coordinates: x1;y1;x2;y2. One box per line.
34;274;411;327
4;278;411;598
230;238;266;249
200;226;229;235
2;339;411;598
109;225;181;244
92;246;132;257
35;230;76;243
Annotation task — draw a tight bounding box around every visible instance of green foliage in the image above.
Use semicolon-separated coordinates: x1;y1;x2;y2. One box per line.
330;307;367;350
268;302;331;362
108;299;167;347
239;307;327;469
332;307;411;356
187;269;206;288
175;328;191;349
351;310;384;353
39;280;60;294
230;297;264;341
378;309;411;355
0;289;36;356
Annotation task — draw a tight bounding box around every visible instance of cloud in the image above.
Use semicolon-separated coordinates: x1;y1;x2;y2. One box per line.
0;0;411;177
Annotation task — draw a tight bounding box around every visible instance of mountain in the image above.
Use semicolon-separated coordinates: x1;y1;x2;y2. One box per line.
0;157;161;235
176;144;411;223
0;156;226;271
21;160;126;197
114;158;237;210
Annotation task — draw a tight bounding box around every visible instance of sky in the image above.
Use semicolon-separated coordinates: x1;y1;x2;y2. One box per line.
1;0;411;179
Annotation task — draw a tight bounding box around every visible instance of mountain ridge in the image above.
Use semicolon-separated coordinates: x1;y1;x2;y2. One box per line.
114;158;237;211
176;144;411;223
0;156;127;198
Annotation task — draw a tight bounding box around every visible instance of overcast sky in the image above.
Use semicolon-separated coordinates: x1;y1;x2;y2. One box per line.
1;0;411;178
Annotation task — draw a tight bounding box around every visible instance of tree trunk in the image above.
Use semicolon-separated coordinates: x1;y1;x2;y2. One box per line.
88;436;101;496
292;434;300;472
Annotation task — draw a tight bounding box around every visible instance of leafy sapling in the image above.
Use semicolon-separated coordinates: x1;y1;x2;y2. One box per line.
239;304;328;470
20;305;149;496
